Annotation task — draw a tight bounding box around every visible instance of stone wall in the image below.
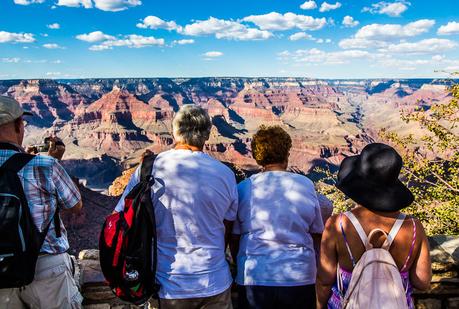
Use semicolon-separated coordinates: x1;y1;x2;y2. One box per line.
78;236;459;309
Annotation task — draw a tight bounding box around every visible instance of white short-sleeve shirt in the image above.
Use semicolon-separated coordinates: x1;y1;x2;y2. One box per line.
234;171;324;286
115;149;238;299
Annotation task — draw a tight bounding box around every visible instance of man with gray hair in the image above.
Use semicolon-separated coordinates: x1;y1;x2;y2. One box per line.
115;104;238;309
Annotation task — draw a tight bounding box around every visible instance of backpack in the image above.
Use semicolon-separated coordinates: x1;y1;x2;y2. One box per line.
0;152;61;288
338;212;409;309
99;154;160;305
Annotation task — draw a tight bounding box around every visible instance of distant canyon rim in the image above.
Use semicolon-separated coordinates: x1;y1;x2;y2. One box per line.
0;77;451;192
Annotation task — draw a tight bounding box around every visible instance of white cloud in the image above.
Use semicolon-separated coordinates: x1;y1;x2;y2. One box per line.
181;17;273;40
93;0;141;11
300;1;317;10
57;0;93;8
1;57;21;63
432;55;445;61
0;31;35;43
46;72;62;76
137;16;180;31
319;2;342;13
47;23;61;29
243;12;326;31
384;38;457;54
57;0;141;11
289;32;314;41
173;39;195;45
363;1;410;17
89;35;164;51
43;43;64;49
76;31;116;42
203;51;223;59
438;21;459;35
340;19;436;50
339;38;388;49
279;48;371;65
342;16;359;27
355;19;435;41
14;0;45;5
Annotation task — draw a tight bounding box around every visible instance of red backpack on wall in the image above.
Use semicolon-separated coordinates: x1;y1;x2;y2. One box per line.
99;155;159;305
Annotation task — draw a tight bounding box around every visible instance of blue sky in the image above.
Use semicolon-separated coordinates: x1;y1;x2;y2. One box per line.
0;0;458;79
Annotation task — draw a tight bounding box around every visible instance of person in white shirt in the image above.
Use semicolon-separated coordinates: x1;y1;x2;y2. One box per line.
115;105;238;309
231;125;324;309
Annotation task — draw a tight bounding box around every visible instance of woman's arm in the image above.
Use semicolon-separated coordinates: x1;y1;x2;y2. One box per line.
410;219;432;291
316;215;339;309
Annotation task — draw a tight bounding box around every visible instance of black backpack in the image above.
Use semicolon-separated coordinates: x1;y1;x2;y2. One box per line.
99;154;160;305
0;151;60;288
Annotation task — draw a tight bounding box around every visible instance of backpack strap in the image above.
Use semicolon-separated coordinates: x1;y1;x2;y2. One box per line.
386;213;406;247
343;212;368;247
340;213;356;267
0;153;35;173
140;154;156;182
401;218;417;272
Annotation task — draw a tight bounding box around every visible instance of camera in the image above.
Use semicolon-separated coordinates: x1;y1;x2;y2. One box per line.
32;137;65;153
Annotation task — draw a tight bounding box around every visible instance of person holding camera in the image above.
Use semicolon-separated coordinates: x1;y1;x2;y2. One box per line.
0;96;83;309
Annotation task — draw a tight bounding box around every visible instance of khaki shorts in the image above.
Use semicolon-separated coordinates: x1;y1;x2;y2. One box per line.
0;253;83;309
159;287;233;309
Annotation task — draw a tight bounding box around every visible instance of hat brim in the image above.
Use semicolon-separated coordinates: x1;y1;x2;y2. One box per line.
336;155;414;212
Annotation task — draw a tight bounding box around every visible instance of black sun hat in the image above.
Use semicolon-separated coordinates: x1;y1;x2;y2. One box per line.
336;143;414;212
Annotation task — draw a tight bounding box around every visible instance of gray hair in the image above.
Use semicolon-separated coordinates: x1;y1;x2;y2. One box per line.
172;105;212;148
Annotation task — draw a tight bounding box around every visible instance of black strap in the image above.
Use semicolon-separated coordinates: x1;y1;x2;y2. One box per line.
0;142;23;152
0;153;35;173
140;154;156;182
54;207;62;238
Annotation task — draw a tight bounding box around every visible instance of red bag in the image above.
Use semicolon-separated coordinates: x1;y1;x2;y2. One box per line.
99;155;159;305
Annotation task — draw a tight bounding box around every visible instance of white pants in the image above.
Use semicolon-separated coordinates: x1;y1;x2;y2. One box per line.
0;253;83;309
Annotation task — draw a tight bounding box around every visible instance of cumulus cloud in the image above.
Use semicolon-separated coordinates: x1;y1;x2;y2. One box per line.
93;0;141;12
383;38;457;54
14;0;45;5
339;20;436;50
89;35;164;51
76;31;116;42
1;57;21;63
203;51;223;59
181;17;273;40
47;23;61;29
0;31;35;43
438;21;459;35
243;12;326;31
342;16;359;28
137;16;180;31
57;0;141;11
173;39;195;45
363;1;410;17
354;19;435;40
289;32;314;41
278;48;371;65
300;1;317;10
319;2;342;13
57;0;93;8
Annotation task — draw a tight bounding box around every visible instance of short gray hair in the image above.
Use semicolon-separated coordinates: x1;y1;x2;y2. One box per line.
172;105;212;148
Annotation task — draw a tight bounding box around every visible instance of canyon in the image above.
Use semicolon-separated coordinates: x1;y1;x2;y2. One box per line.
0;77;452;192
